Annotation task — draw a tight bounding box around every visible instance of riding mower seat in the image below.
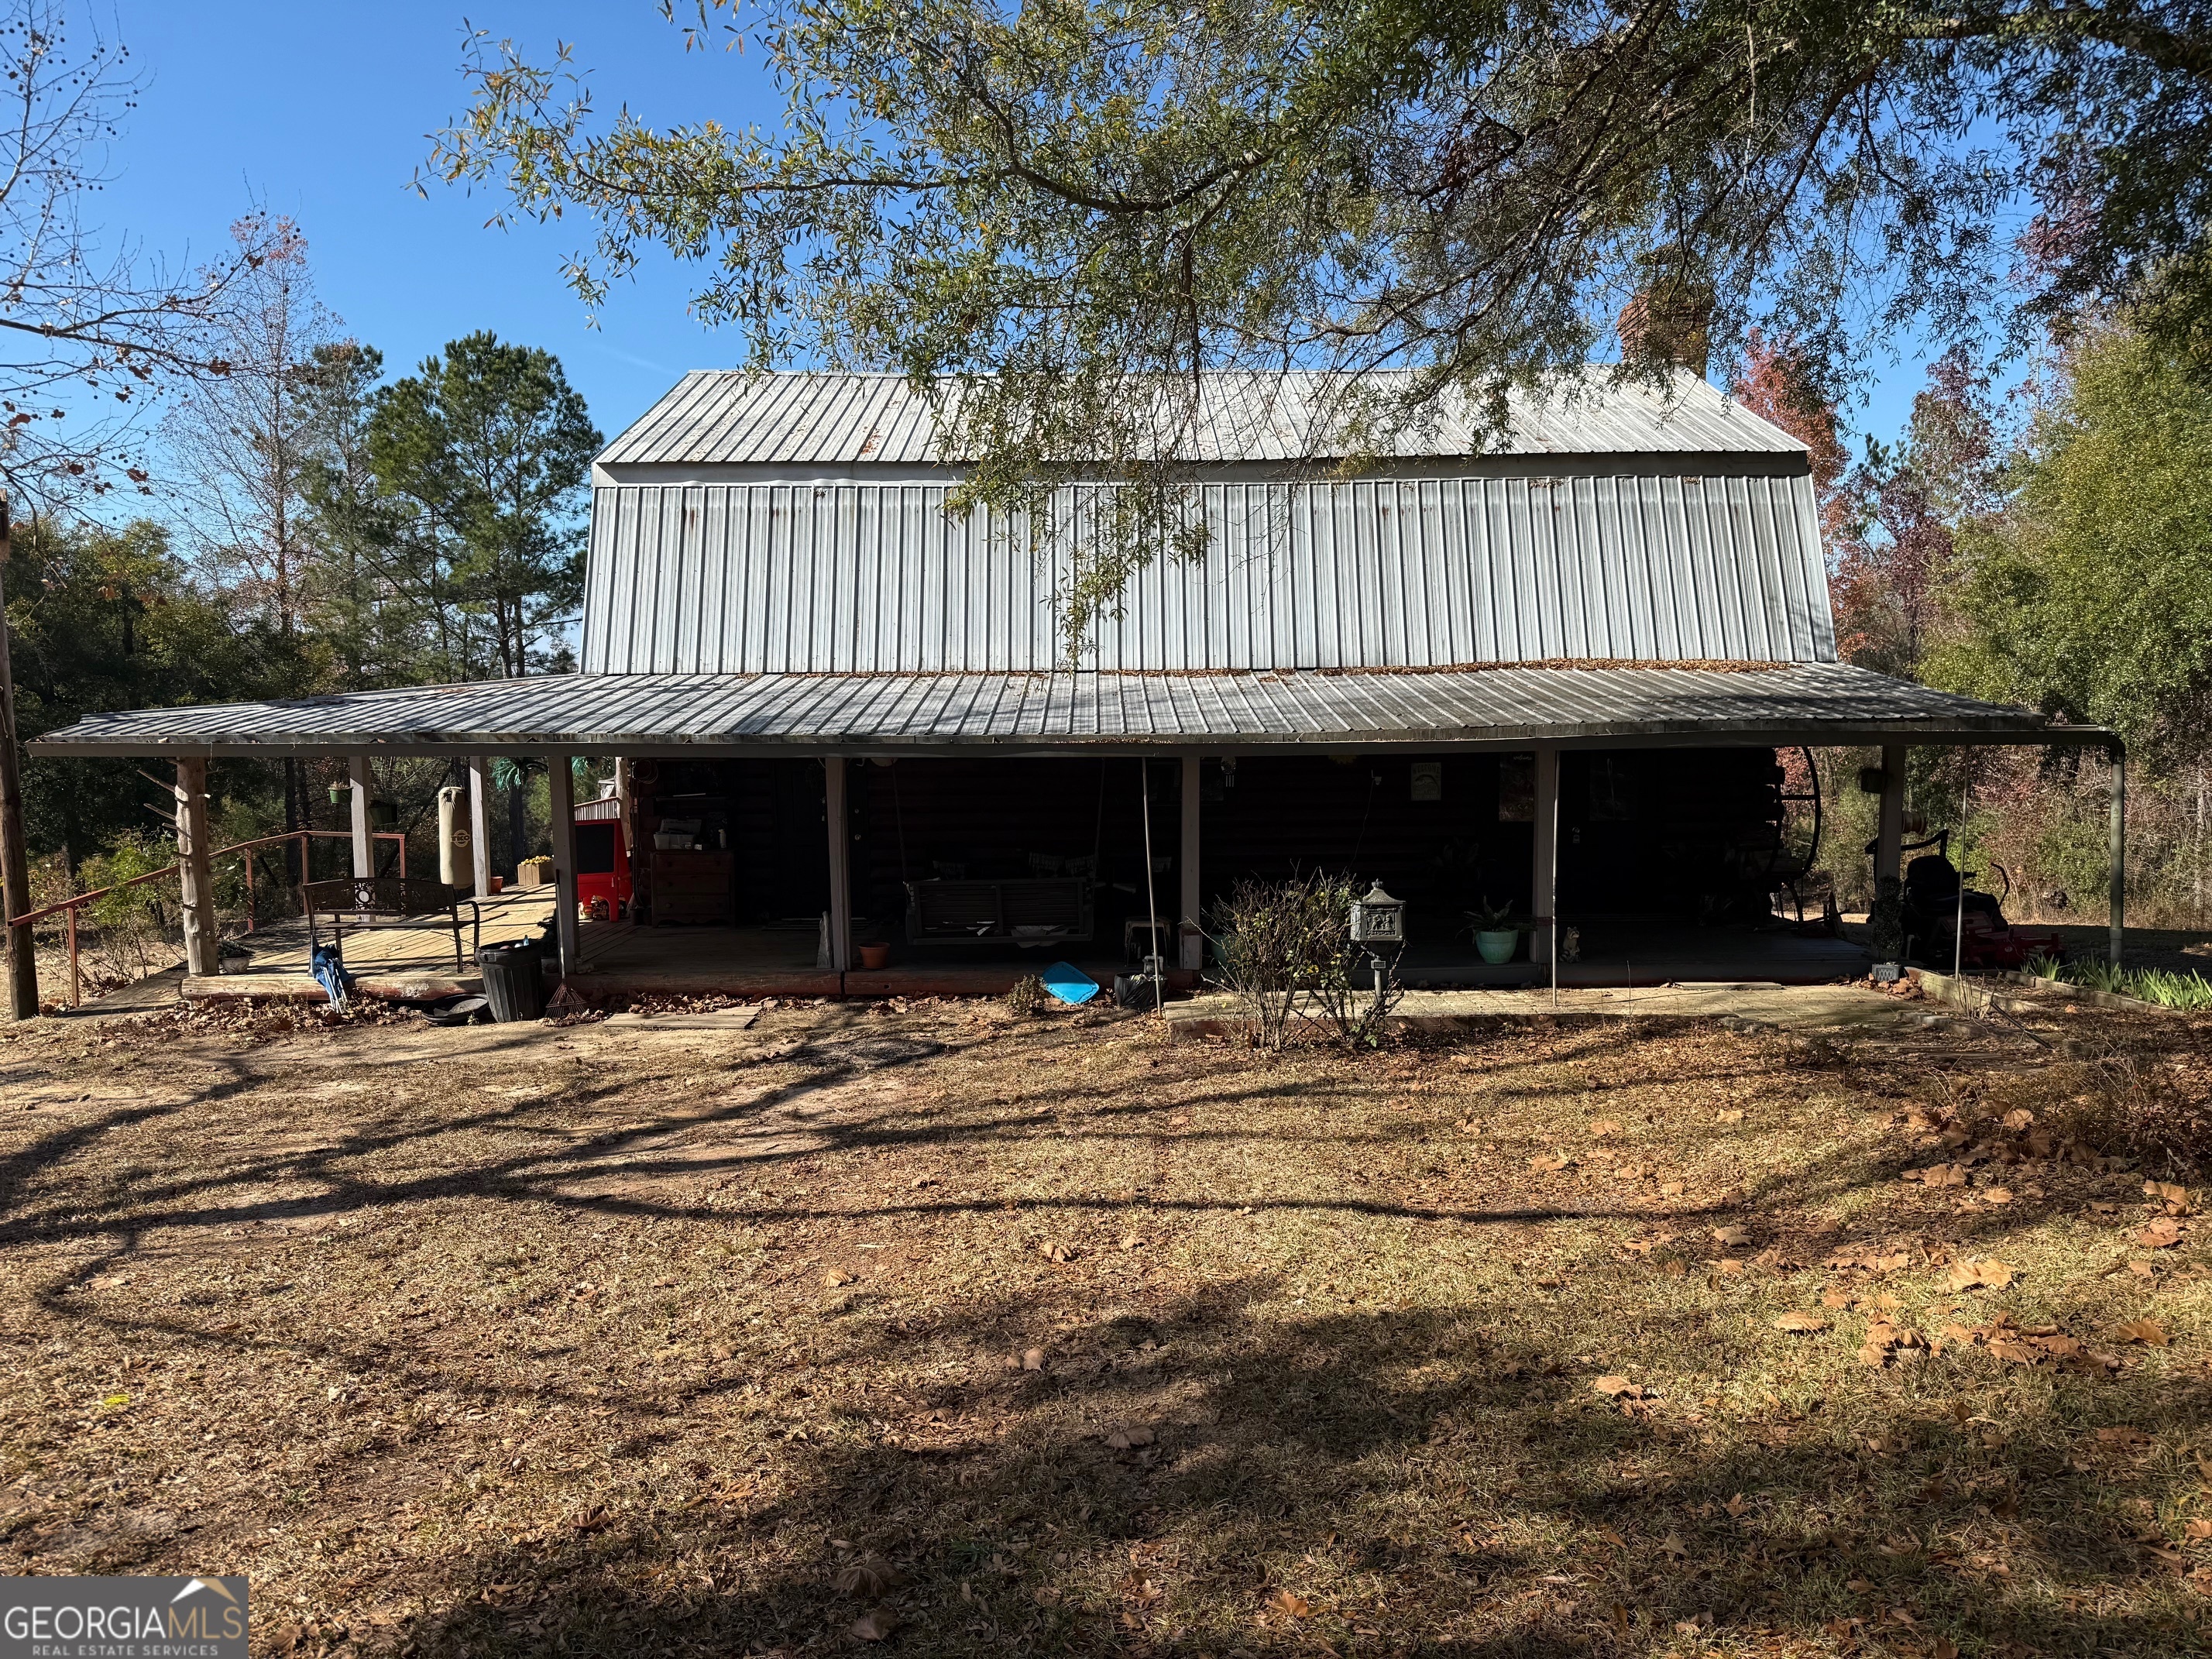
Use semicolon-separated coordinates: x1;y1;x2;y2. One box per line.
1901;850;2063;971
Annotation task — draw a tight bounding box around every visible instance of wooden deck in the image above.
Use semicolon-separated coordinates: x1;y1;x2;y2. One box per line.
182;889;558;1001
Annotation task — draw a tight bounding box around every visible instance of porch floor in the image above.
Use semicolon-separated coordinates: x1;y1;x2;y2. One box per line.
177;899;1867;1003
1396;915;1870;988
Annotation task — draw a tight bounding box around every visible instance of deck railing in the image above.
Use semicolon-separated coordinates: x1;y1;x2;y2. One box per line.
6;829;407;1008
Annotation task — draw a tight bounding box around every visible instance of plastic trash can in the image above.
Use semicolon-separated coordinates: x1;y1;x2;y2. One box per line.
479;940;547;1023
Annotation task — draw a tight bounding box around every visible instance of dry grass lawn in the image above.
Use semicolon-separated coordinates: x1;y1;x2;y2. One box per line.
2;993;2211;1657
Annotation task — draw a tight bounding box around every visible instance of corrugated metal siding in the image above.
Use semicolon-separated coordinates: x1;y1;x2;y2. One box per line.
598;368;1805;466
579;472;1835;673
32;663;2059;756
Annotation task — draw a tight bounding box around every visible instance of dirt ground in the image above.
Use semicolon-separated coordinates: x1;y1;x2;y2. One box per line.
3;992;2211;1657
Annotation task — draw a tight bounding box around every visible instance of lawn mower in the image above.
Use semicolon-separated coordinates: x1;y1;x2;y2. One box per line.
1866;830;2066;972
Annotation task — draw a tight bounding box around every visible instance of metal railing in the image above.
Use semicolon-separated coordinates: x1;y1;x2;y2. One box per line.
7;829;407;1008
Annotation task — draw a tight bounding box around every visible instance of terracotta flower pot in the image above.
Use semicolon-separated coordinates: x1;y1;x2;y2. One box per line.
858;943;891;970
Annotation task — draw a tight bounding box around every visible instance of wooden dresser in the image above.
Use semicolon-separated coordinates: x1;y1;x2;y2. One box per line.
647;850;735;925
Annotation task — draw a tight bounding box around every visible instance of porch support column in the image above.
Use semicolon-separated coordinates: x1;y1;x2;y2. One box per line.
1531;747;1558;972
2110;740;2128;967
1179;754;1202;971
825;757;853;973
1876;742;1906;888
175;758;219;978
466;756;493;898
349;754;373;879
547;753;581;978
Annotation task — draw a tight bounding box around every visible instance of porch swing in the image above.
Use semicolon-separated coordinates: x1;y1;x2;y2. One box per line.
898;762;1104;946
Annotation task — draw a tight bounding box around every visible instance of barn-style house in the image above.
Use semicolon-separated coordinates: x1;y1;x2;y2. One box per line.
33;369;2118;998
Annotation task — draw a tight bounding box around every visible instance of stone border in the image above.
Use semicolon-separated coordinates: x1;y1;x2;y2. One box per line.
1909;966;2177;1018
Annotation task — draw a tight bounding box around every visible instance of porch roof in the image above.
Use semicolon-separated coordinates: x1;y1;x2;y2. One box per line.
29;662;2099;759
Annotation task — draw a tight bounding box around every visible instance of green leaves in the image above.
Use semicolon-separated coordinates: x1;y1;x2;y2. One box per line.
363;333;601;681
432;2;2212;644
1936;326;2212;757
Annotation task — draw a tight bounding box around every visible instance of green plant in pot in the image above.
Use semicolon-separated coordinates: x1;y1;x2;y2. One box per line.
1465;898;1522;964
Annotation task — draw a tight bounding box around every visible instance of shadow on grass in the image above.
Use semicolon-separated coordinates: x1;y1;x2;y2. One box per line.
12;1011;2206;1655
256;1273;2209;1658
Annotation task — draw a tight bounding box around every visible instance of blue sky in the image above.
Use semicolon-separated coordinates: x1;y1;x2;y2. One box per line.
94;0;1934;465
98;1;768;455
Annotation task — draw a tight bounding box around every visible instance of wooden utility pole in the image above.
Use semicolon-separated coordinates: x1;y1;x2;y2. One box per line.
0;496;39;1018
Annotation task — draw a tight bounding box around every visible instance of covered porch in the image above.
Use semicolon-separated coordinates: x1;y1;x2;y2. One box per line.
26;661;2120;1008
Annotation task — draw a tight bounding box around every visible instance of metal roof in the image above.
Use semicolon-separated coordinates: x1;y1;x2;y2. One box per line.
596;369;1807;469
582;471;1835;674
31;663;2083;759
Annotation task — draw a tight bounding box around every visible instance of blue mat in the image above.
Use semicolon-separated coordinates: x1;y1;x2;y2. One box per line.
1039;960;1101;1005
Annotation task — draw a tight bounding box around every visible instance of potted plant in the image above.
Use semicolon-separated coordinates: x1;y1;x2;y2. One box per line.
1465;898;1522;964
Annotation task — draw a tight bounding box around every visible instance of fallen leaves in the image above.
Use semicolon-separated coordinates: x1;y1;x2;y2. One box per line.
1711;1224;1751;1248
1828;1249;1913;1273
1774;1310;1832;1334
1947;1258;2014;1292
850;1608;899;1641
1265;1589;1312;1620
2135;1218;2186;1250
1103;1425;1157;1450
1592;1376;1651;1400
2111;1319;2171;1348
1528;1152;1575;1173
1938;1311;2122;1373
2145;1180;2194;1215
1905;1163;1970;1188
1039;1240;1080;1263
833;1558;908;1599
1859;1320;1928;1367
822;1267;859;1288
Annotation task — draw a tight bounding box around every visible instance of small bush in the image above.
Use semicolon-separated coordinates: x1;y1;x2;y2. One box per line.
1005;974;1046;1016
1208;874;1343;1049
1208;873;1405;1049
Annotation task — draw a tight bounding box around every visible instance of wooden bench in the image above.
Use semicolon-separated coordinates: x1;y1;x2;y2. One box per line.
304;877;483;973
904;878;1094;946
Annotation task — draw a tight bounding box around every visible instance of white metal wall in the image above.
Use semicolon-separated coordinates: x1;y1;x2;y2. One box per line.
579;471;1836;674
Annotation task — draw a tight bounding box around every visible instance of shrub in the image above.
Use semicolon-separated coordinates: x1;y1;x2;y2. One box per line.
1207;873;1405;1049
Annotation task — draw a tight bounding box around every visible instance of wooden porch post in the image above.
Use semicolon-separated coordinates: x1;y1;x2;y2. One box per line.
547;752;581;977
1531;747;1558;969
825;757;853;973
175;757;220;978
349;754;373;878
1876;742;1906;888
1179;754;1202;971
466;755;493;898
2110;740;2128;968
